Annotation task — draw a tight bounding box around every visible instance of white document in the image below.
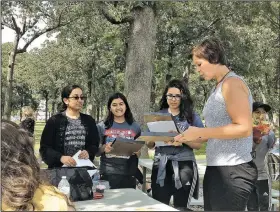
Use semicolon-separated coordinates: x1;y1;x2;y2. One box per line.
147;121;177;133
87;169;98;178
62;150;96;168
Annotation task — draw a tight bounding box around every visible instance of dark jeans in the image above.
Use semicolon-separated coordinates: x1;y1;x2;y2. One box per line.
101;174;136;189
203;161;258;211
247;179;270;211
151;161;194;208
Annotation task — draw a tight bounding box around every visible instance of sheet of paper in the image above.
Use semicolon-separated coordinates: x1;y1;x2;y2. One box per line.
87;169;98;178
62;150;96;168
147;121;177;133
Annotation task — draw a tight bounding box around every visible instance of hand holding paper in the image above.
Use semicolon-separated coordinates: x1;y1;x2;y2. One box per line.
60;156;77;167
104;142;113;153
78;150;89;159
62;150;96;168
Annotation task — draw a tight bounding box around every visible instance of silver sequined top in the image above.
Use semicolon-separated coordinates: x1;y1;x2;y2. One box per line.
203;72;253;166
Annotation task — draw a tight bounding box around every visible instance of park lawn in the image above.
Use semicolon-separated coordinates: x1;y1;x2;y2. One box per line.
34;121;47;168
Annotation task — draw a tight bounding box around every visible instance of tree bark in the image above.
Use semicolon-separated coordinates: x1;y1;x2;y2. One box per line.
182;63;191;85
51;88;59;116
124;6;157;127
3;35;19;120
42;90;49;122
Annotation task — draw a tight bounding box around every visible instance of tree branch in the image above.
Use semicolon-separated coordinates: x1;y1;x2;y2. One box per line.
11;15;21;35
98;71;112;81
98;2;133;25
1;22;15;31
21;17;27;36
175;18;222;47
29;18;39;30
16;12;69;54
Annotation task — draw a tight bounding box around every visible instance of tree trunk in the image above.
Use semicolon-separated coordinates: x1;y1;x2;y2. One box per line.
3;36;19;120
51;101;56;116
166;38;175;84
96;105;100;122
51;88;59;116
90;68;96;118
43;91;49;122
182;63;190;85
124;6;157;127
258;80;267;103
20;95;24;121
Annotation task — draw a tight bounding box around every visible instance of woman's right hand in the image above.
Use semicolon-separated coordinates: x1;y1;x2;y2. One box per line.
104;142;113;153
60;156;76;166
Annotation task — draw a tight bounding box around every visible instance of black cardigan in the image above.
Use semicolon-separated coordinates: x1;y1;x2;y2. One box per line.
39;112;100;168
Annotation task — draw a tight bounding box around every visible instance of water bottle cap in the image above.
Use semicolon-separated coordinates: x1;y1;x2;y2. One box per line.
62;176;67;179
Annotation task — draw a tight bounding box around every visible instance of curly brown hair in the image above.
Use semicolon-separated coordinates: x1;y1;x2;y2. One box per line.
1;120;74;210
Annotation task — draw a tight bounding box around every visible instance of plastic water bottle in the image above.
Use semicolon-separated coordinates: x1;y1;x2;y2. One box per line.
92;170;100;192
58;176;70;198
92;170;100;181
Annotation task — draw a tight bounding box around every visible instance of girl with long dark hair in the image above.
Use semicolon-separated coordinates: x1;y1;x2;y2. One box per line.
150;79;204;210
98;92;141;189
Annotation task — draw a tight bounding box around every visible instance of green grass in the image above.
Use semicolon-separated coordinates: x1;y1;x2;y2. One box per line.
272;181;280;190
34;121;47;168
194;142;206;155
195;154;206;160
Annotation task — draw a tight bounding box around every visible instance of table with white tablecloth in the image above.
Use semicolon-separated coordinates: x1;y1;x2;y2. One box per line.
74;188;178;211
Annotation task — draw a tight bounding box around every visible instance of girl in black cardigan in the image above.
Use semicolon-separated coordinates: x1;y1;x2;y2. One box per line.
39;85;100;168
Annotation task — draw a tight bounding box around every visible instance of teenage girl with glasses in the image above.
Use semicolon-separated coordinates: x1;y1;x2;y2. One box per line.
149;79;204;211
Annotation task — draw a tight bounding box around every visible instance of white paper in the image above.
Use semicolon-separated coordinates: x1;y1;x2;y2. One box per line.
62;150;96;168
87;169;98;178
147;121;177;133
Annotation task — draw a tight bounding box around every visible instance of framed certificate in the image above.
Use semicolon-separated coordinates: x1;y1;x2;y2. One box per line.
109;138;145;156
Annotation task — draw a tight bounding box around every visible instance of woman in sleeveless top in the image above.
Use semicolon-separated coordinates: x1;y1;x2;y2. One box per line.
174;37;258;211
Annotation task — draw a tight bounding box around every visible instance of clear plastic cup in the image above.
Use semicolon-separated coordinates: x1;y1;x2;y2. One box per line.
92;181;99;193
98;180;110;190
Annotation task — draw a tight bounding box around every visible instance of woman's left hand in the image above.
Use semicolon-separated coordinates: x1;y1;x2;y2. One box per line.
78;150;89;159
174;126;202;143
133;150;141;158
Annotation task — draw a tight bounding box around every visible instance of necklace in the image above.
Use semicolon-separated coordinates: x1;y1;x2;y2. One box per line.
215;71;231;89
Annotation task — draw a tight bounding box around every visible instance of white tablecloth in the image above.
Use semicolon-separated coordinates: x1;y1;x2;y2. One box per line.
74;188;178;211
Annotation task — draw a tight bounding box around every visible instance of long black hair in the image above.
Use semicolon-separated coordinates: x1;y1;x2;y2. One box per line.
104;92;135;129
159;79;194;124
60;84;82;112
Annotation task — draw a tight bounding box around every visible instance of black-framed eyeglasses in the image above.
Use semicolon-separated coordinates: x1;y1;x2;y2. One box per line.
68;96;87;101
166;94;182;101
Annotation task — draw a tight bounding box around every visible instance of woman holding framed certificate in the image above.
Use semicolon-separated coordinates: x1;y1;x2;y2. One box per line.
151;79;204;211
